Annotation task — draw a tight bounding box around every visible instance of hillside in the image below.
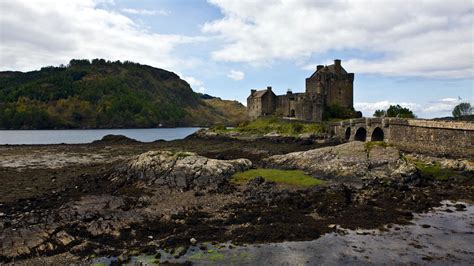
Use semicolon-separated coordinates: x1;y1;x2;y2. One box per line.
0;59;246;129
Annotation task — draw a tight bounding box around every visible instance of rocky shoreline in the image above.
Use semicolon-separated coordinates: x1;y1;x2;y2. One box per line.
0;132;472;264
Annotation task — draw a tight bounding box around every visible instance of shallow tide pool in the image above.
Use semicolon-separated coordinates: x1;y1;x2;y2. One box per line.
93;200;474;265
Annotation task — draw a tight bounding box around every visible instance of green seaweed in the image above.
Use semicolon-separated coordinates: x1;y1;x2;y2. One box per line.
414;162;456;181
365;141;391;151
232;168;324;187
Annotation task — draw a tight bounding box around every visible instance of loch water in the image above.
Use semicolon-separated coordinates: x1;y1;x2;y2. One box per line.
0;127;201;145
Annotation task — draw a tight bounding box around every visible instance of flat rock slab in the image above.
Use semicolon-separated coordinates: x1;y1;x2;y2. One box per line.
264;142;408;180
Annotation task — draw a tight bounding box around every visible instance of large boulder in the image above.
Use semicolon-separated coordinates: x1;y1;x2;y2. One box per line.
112;151;252;189
264;142;414;180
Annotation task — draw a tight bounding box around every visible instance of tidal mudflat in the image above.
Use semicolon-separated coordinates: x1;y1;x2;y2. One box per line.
0;133;472;264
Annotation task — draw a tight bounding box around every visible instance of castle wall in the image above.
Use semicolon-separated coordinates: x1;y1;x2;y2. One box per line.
326;73;354;109
247;97;261;119
305;78;321;95
276;95;290;116
260;93;276;116
247;89;278;119
277;93;305;117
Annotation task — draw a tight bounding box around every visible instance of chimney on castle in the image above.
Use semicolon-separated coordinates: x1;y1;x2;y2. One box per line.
251;89;256;95
334;59;341;71
316;65;324;71
267;86;272;91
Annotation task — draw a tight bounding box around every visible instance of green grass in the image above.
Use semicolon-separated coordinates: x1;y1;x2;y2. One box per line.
231;168;324;187
414;162;456;181
174;151;194;158
365;141;391;151
221;117;326;136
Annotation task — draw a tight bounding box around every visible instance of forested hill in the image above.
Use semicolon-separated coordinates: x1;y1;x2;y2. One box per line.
0;59;246;129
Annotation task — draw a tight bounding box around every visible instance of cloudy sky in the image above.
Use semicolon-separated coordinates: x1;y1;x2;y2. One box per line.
1;0;473;118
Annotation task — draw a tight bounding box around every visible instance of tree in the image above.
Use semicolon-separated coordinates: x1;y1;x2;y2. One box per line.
377;105;416;118
373;109;386;117
323;104;357;120
452;102;472;118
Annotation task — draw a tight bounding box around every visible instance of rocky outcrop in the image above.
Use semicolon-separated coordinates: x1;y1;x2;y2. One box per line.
0;195;146;260
112;151;252;189
405;154;474;172
264;142;414;180
92;134;141;144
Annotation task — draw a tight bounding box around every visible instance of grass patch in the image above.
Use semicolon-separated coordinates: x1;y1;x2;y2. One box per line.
365;141;391;151
231;168;324;187
210;124;227;131
229;117;326;136
414;162;456;181
174;151;193;158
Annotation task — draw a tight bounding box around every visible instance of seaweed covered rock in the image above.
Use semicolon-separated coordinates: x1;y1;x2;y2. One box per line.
92;134;140;144
264;142;414;180
112;151;252;189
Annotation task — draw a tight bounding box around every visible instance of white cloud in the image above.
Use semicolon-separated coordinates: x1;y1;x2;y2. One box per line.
121;8;170;16
227;70;245;80
423;98;463;113
0;0;199;71
181;75;203;87
355;97;467;118
175;72;207;92
204;0;474;78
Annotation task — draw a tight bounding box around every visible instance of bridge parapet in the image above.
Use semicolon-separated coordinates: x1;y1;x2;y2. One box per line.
330;117;473;158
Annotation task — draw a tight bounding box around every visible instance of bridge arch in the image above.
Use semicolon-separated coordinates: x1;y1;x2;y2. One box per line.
344;127;351;140
354;127;367;141
371;127;384;141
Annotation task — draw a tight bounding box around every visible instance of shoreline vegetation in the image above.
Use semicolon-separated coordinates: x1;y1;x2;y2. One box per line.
209;117;327;137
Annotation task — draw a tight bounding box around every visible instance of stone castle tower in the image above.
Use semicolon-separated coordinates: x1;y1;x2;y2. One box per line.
247;59;354;121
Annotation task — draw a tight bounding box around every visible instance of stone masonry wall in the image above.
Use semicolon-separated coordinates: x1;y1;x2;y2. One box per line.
387;119;473;158
326;76;354;109
247;97;261;119
332;118;474;158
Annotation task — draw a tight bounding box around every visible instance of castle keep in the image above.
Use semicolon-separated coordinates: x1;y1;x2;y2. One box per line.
247;59;354;121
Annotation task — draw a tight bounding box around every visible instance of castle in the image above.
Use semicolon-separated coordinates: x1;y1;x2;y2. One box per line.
247;59;354;121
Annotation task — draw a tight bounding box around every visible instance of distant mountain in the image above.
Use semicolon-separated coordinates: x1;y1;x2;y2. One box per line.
0;59;246;129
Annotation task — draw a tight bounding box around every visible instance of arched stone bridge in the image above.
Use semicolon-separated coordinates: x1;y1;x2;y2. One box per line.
330;118;474;158
333;118;387;142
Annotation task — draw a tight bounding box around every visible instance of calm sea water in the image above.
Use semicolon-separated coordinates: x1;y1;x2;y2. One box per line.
0;128;201;145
